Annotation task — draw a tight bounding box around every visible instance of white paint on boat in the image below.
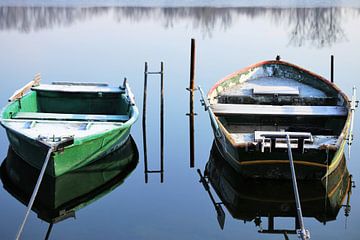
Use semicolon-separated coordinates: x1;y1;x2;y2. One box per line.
253;86;299;96
212;104;347;116
230;132;338;149
32;84;124;93
220;77;327;98
2;120;122;145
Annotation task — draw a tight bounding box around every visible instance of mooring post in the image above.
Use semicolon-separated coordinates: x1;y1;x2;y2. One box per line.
189;38;196;168
143;62;149;183
160;61;164;183
331;55;334;83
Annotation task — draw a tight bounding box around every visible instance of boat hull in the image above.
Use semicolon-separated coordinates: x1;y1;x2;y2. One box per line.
3;125;132;177
212;129;346;179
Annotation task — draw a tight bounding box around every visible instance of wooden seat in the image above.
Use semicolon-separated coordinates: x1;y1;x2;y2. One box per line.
211;104;347;117
12;112;129;122
253;86;299;96
32;83;125;93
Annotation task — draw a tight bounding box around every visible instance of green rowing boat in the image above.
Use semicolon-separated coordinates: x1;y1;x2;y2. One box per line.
0;74;139;177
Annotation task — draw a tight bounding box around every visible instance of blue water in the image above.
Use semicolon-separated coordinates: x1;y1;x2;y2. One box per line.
0;2;360;239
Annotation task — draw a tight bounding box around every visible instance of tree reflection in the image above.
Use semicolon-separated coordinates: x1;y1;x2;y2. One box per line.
286;8;346;48
0;7;108;33
0;6;358;48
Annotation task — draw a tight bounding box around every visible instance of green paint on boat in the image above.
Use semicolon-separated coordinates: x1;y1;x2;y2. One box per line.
0;79;139;177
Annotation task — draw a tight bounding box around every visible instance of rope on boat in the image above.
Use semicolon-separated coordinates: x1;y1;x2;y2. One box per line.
15;147;53;240
285;134;310;240
198;86;221;138
44;223;54;240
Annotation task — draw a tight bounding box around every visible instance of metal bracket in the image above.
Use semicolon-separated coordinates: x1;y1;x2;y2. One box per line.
186;87;198;93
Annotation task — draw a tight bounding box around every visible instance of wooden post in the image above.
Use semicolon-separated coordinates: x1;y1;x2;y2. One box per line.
160;62;164;183
189;38;196;168
331;55;334;83
143;62;149;183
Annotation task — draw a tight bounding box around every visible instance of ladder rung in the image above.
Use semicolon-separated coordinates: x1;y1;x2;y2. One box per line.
146;71;163;75
147;170;163;173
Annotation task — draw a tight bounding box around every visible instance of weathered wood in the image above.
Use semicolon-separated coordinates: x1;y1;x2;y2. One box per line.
32;84;124;93
8;73;41;102
189;38;196;168
331;55;334;83
142;62;148;183
217;95;338;106
52;82;108;86
123;78;136;106
253;86;299;96
254;131;313;141
13;112;129;122
211;104;347;116
160;62;164;183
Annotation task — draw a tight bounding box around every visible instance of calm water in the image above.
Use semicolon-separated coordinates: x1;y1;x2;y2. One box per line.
1;1;360;239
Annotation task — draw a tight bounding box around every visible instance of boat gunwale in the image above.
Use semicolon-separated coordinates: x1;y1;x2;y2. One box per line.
0;86;139;141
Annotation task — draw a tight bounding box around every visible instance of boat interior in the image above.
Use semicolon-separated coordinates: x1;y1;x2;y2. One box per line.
1;83;133;142
7;83;130;117
210;63;348;150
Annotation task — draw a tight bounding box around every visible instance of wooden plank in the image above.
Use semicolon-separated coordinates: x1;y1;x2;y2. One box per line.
13;112;129;122
253;86;299;96
52;82;108;86
8;73;41;101
254;131;312;141
211;104;347;116
32;84;124;93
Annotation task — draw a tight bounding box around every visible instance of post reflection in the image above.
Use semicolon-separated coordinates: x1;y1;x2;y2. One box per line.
199;141;352;237
0;6;358;47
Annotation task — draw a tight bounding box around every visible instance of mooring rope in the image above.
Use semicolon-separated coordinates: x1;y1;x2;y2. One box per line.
16;147;53;240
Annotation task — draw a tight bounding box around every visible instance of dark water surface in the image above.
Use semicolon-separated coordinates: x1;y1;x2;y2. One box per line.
0;1;360;239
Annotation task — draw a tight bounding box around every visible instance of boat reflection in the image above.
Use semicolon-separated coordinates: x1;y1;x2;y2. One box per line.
0;135;138;224
201;141;352;236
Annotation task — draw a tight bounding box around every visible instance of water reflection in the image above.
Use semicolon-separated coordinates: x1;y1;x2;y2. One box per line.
200;141;352;237
286;8;346;48
0;136;138;226
0;6;358;47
